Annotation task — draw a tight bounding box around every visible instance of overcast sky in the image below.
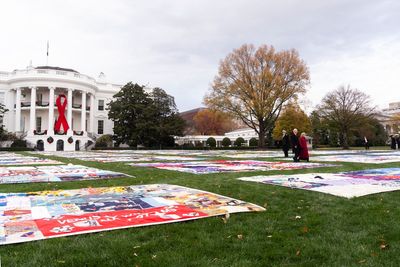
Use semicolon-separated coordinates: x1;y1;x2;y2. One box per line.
1;0;399;112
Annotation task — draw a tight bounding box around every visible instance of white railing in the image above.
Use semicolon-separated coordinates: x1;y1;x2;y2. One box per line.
0;68;98;84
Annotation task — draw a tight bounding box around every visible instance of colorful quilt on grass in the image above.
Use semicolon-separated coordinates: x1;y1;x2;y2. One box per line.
238;168;400;198
32;151;202;162
223;152;283;158
130;160;337;174
0;153;62;165
87;155;202;163
309;150;368;155
0;165;131;184
310;154;400;164
0;184;265;245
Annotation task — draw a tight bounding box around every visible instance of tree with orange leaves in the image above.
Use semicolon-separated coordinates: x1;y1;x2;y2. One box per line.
193;109;236;135
204;44;309;147
272;103;311;140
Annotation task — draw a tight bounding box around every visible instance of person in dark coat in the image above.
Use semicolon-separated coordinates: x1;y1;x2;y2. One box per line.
390;135;397;149
299;132;309;162
290;128;300;162
281;130;290;157
364;136;370;150
396;134;400;150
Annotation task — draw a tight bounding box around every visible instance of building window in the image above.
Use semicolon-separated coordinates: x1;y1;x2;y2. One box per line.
36;117;42;132
98;120;104;134
98;100;104;111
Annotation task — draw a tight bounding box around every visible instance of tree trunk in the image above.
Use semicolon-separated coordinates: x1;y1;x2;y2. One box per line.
258;122;266;148
342;131;349;149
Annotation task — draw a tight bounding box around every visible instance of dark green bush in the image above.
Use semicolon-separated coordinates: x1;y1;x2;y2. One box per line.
95;134;113;148
206;137;216;148
222;137;231;147
249;138;258;147
234;137;245;147
10;139;27;148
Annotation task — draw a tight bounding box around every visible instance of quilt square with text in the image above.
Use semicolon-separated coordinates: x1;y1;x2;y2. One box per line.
0;184;264;245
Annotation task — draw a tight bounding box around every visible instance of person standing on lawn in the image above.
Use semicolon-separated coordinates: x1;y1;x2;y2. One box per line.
390;135;396;149
290;128;300;162
299;132;309;162
364;136;370;150
282;130;290;157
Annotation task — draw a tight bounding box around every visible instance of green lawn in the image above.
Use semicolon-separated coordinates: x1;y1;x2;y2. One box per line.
0;151;399;266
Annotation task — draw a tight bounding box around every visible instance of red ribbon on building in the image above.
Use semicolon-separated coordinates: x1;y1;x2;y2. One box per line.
54;94;69;133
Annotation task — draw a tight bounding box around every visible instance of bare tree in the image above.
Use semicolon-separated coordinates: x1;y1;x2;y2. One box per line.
317;85;377;149
204;44;309;147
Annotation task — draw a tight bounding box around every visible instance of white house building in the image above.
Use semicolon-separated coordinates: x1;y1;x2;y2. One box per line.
0;65;121;151
378;102;400;134
175;127;313;149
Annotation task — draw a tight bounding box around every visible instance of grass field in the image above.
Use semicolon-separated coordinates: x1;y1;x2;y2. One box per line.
0;150;399;266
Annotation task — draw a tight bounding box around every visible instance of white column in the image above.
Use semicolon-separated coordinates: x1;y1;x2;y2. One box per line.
48;87;55;135
89;93;95;133
15;88;21;132
67;88;73;134
29;86;36;136
81;91;86;132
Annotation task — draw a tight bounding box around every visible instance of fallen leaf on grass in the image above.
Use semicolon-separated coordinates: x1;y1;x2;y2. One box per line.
267;235;272;238
133;246;141;249
222;213;230;224
296;250;301;256
152;255;157;259
358;259;366;264
301;226;309;233
295;215;301;220
263;202;268;208
380;243;389;250
134;253;138;257
237;234;243;240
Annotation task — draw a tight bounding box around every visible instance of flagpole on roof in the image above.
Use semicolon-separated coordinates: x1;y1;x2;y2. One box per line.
46;40;49;65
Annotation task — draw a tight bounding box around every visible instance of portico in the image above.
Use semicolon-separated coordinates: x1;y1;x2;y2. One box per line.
14;87;94;135
0;65;119;151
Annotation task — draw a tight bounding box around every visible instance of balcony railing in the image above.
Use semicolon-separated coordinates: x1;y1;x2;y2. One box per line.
15;102;91;110
34;130;47;135
36;101;49;107
73;130;84;136
0;68;98;84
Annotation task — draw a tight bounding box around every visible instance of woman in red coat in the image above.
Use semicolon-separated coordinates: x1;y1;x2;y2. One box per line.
299;132;309;162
